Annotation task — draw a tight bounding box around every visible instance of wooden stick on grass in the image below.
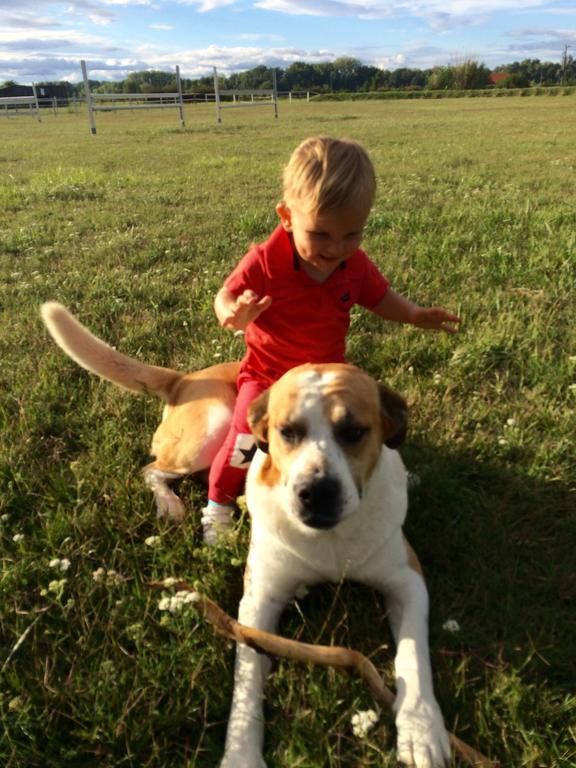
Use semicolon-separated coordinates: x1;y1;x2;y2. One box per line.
149;580;498;768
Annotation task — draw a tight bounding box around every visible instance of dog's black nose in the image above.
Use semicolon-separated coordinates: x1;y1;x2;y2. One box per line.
297;476;342;529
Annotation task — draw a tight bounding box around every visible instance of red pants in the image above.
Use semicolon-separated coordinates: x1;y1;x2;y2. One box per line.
208;375;269;504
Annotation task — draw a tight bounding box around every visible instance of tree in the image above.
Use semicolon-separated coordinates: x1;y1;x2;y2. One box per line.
427;66;455;90
451;60;491;89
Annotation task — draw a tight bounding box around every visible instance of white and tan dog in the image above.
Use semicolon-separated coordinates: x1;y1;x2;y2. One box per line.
41;303;449;768
224;363;449;768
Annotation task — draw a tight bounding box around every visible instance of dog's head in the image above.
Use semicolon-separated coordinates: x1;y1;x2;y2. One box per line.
247;363;407;531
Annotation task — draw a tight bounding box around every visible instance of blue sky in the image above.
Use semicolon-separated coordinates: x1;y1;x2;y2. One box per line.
0;0;574;85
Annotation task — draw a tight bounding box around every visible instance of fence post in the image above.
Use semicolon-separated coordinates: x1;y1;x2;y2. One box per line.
81;60;97;135
272;68;278;118
31;83;42;122
176;65;186;128
213;67;222;123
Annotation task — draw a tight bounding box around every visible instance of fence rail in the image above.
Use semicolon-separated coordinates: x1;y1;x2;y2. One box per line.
81;60;185;135
0;88;41;121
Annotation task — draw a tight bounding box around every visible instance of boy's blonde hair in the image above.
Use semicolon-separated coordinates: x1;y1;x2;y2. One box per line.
282;136;376;214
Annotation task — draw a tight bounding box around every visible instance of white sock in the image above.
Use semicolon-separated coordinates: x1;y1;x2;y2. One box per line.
201;502;235;545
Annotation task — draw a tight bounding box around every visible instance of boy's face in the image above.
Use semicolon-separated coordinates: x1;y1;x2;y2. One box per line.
276;202;369;281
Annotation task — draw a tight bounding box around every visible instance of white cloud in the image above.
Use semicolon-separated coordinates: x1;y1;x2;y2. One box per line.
176;0;237;11
255;0;393;19
232;33;284;41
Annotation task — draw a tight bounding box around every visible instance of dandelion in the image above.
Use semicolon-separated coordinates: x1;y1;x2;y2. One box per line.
144;535;161;547
12;533;24;543
351;709;379;738
442;619;461;633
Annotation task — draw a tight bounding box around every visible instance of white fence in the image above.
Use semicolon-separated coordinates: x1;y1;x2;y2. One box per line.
213;67;278;123
81;60;186;135
0;87;41;121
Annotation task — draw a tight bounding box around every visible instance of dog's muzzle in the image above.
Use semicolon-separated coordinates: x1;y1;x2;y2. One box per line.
294;475;343;529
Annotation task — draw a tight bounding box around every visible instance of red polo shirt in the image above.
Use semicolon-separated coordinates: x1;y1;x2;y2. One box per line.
225;225;389;386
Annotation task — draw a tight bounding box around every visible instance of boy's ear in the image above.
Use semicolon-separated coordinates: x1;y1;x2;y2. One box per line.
276;202;292;232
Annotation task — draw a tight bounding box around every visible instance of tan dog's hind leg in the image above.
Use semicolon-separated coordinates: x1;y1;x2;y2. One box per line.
144;466;187;522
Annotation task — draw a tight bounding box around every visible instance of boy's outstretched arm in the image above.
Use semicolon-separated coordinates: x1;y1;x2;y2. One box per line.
215;287;272;331
371;289;461;334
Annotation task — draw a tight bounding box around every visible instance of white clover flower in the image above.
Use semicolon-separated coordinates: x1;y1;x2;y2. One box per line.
12;533;24;543
158;590;200;614
144;536;161;547
162;577;179;588
1;513;9;522
49;558;71;572
48;579;67;593
351;709;379;738
442;619;461;633
92;567;123;586
92;567;106;583
505;418;516;428
433;373;442;384
106;569;124;587
498;438;508;446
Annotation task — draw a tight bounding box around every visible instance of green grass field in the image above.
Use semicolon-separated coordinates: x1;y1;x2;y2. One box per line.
1;97;575;767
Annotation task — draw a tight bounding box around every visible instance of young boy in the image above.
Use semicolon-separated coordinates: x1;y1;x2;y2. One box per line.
201;136;460;544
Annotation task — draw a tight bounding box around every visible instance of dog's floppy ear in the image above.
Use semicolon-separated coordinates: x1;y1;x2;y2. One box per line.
379;384;408;449
247;389;271;453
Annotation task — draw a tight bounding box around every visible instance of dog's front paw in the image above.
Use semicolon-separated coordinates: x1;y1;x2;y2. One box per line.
395;698;450;768
220;750;267;768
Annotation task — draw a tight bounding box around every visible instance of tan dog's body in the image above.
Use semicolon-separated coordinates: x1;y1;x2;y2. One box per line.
41;302;239;521
41;304;449;767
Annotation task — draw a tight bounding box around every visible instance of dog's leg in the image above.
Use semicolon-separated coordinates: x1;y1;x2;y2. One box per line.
221;566;295;768
143;466;186;523
371;547;450;768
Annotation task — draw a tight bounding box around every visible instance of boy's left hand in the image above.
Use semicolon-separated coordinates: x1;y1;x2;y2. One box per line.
412;307;461;334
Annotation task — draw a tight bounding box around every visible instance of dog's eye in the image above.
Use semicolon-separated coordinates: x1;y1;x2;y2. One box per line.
278;423;304;444
335;424;368;445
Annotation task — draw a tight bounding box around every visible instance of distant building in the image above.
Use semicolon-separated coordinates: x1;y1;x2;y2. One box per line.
0;83;70;104
489;72;510;86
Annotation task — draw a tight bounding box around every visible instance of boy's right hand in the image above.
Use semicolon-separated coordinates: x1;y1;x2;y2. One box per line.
222;290;272;331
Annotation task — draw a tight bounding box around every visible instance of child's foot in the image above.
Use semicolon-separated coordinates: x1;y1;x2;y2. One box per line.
201;502;235;545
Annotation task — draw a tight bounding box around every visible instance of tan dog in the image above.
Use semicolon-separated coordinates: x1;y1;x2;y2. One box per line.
41;302;239;522
41;304;449;767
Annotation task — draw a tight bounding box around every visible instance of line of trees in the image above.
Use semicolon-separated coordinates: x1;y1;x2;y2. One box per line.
5;55;574;97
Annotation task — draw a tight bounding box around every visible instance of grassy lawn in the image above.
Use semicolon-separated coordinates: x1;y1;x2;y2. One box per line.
1;96;575;767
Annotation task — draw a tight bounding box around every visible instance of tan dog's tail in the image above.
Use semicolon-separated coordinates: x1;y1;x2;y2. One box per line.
41;302;180;401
